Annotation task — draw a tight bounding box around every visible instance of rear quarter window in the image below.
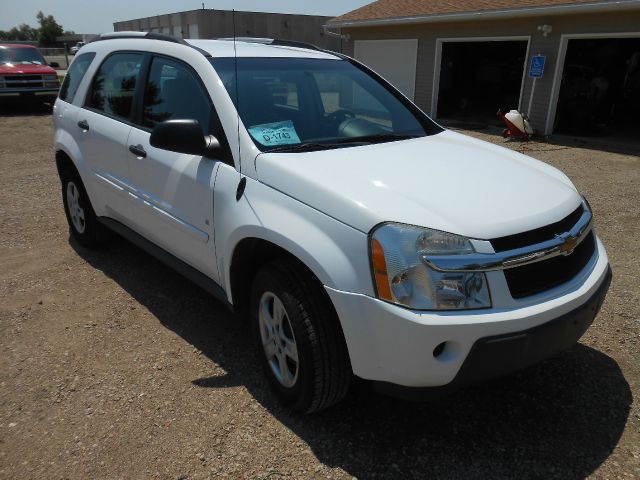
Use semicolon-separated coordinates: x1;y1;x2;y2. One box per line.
59;52;96;103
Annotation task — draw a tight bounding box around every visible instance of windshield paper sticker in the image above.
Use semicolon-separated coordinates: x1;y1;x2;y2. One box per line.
248;121;301;146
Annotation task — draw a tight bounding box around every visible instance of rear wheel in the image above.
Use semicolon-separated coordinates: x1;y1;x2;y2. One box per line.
250;260;351;413
60;165;109;247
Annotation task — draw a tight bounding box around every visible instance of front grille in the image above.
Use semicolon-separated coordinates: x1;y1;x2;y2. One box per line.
4;74;45;89
503;231;596;298
492;204;585;252
490;205;596;298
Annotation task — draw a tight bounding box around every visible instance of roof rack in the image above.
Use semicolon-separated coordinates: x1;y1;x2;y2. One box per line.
271;39;321;51
216;37;321;51
89;31;212;57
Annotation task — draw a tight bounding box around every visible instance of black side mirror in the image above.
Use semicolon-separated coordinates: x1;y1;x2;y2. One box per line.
150;119;221;157
49;62;60;68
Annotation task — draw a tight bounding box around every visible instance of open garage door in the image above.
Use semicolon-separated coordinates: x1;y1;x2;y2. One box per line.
436;40;528;124
354;39;417;100
554;37;640;143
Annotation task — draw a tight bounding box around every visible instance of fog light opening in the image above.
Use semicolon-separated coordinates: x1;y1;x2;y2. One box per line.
433;342;447;358
433;341;462;362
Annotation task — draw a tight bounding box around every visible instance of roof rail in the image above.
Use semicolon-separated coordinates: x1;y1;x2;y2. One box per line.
271;39;321;51
216;37;273;44
89;31;212;57
216;37;321;51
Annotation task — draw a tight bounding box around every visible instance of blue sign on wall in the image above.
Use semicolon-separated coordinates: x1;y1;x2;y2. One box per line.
529;55;546;78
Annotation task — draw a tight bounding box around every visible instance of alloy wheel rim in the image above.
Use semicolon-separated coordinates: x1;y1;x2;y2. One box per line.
258;291;299;388
66;181;86;233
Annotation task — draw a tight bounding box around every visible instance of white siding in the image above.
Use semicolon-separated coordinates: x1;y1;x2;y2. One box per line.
354;39;418;100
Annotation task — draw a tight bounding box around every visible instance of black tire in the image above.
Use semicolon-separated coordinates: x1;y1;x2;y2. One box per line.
60;165;110;247
250;259;351;413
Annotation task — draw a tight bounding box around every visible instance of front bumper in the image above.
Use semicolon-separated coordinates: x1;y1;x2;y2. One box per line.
375;266;611;399
325;236;611;389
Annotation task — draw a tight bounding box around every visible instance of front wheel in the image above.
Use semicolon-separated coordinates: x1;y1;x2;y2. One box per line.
250;260;351;413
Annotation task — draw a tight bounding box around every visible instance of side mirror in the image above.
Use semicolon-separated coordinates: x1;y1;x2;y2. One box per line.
49;62;60;68
149;119;221;157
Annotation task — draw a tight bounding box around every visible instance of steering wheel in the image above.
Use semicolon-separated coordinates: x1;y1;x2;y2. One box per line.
327;109;356;124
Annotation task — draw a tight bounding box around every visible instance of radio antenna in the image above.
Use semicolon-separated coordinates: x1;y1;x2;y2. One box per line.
232;11;241;168
232;9;246;199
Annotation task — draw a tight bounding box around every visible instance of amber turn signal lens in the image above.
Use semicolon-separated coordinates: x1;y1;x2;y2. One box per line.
371;238;393;301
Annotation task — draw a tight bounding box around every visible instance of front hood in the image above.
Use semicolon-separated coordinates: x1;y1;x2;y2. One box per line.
0;63;57;75
255;130;582;239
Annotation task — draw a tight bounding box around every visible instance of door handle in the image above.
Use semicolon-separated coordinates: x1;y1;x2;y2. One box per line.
77;120;89;131
129;144;147;158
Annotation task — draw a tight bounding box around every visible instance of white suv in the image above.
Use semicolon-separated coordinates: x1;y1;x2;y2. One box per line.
53;32;611;412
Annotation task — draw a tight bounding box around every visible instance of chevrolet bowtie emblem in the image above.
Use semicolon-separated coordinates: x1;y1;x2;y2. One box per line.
559;235;579;255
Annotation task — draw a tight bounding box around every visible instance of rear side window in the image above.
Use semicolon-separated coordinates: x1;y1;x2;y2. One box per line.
59;52;95;103
87;52;144;120
141;56;211;132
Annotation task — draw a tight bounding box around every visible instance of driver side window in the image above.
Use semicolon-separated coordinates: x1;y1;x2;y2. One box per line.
141;57;212;133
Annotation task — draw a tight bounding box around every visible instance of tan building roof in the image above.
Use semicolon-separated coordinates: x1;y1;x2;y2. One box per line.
331;0;638;25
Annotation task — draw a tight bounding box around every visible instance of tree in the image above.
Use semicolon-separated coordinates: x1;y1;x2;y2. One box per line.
36;11;63;45
0;12;65;45
17;23;39;41
0;23;38;41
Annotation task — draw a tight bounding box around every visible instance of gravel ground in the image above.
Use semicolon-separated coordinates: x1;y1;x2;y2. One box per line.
1;107;639;479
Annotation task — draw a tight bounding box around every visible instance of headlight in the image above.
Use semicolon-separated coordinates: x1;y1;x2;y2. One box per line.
370;223;491;310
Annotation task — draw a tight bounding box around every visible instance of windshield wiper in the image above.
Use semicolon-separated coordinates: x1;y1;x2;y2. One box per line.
263;134;422;153
334;133;422;145
265;142;346;153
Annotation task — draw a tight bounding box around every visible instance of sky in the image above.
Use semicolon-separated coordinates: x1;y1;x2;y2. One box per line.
1;0;372;34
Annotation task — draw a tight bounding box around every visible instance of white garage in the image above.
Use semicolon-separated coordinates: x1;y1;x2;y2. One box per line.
354;39;418;100
332;0;640;142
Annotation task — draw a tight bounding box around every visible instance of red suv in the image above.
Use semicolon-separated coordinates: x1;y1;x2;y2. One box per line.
0;44;60;103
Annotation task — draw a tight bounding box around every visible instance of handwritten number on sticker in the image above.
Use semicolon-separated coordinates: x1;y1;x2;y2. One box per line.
248;121;301;146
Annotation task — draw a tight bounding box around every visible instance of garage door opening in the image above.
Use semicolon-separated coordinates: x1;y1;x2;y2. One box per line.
554;37;640;143
436;40;528;125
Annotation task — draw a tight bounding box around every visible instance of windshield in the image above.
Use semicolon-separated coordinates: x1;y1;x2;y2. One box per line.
0;47;46;65
211;57;441;152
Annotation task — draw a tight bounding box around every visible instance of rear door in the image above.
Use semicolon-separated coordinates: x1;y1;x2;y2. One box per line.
77;51;145;226
125;55;227;281
54;51;96;132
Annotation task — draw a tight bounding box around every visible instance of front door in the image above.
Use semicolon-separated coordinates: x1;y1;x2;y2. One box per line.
125;55;224;281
